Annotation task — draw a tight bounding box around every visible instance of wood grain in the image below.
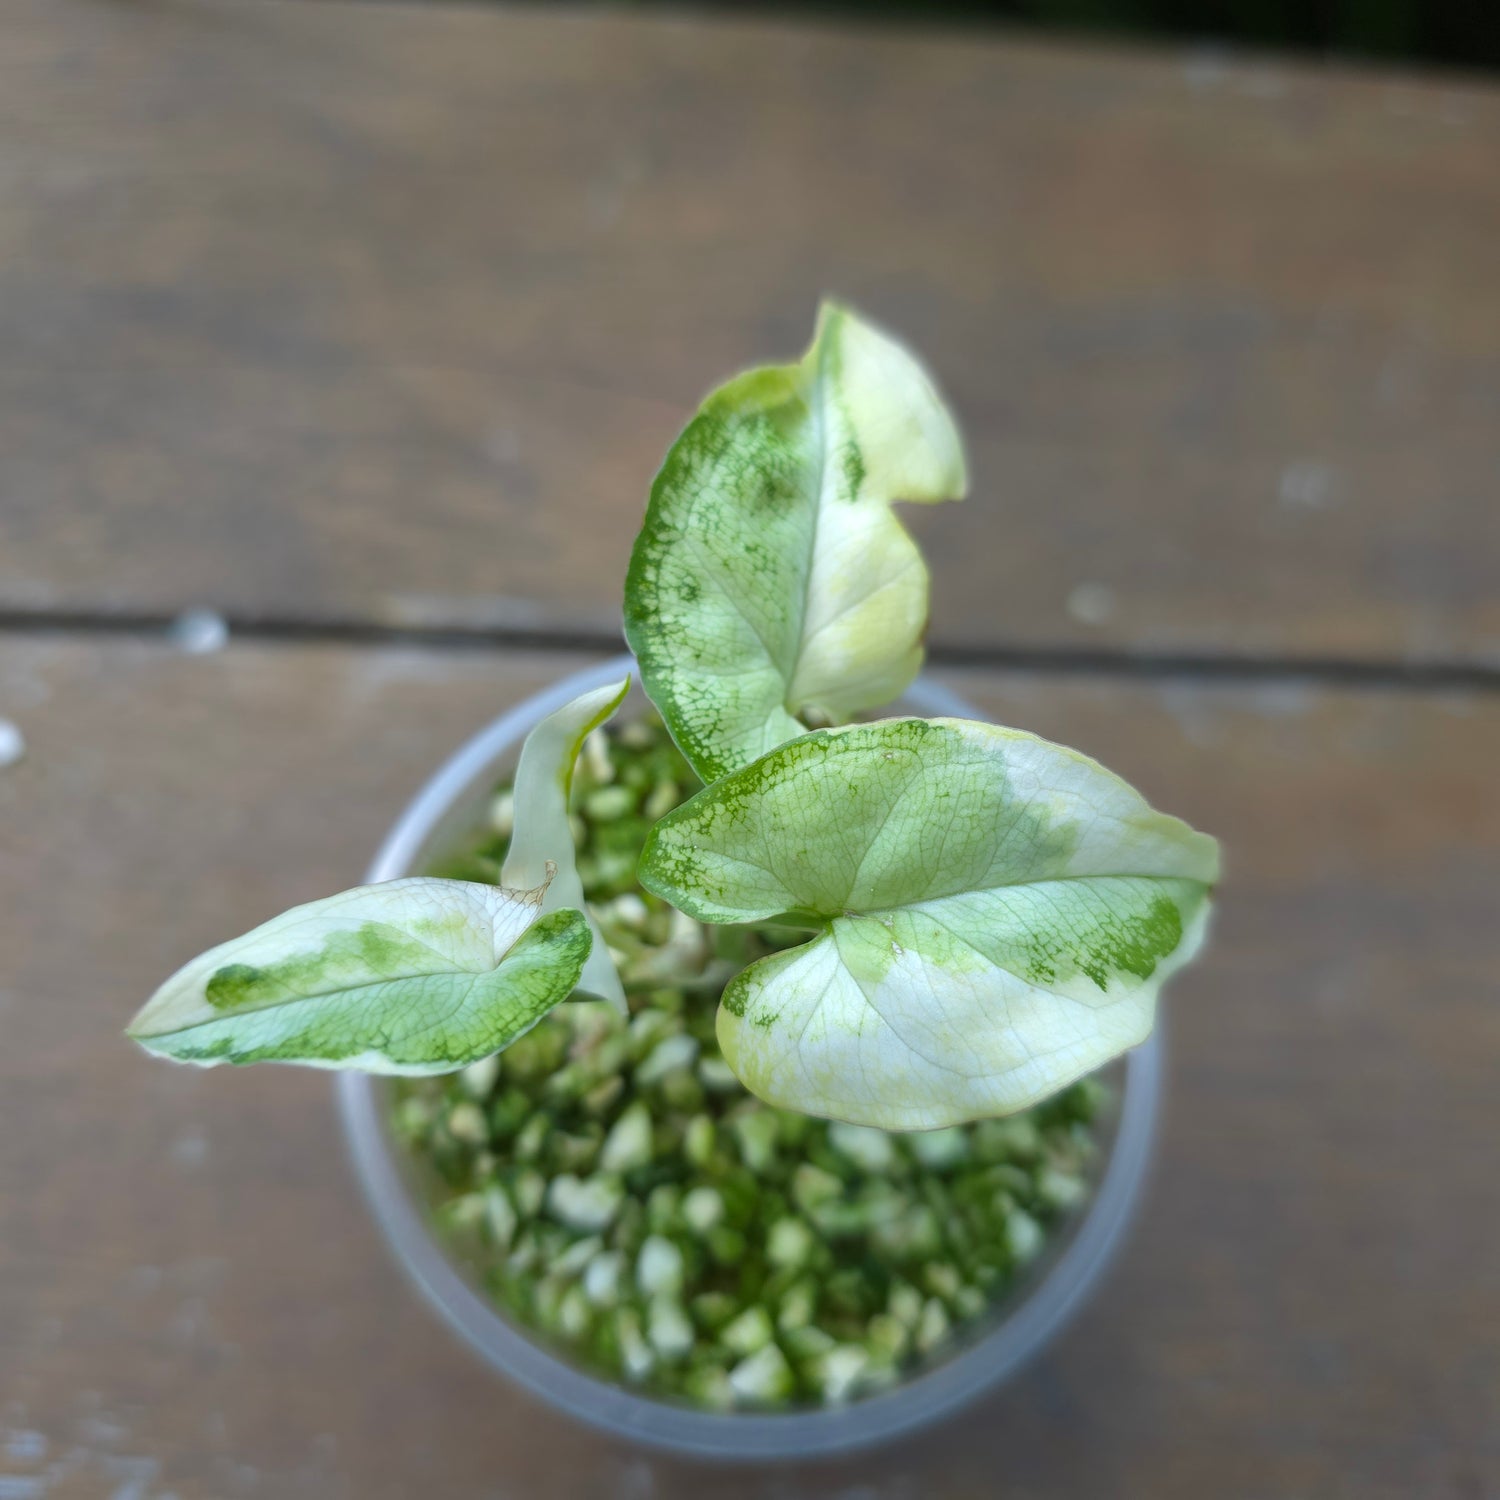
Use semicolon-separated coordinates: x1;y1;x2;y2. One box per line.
1;636;1494;1498
2;0;1498;662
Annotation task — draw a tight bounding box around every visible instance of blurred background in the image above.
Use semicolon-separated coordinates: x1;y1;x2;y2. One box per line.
1;0;1496;1497
522;0;1500;70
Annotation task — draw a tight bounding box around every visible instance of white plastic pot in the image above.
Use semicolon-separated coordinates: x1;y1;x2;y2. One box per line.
337;655;1161;1460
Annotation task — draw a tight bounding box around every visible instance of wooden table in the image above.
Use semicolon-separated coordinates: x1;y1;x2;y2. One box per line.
2;2;1497;1495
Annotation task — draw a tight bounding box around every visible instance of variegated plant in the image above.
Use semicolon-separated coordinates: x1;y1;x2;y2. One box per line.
132;303;1217;1129
129;676;630;1070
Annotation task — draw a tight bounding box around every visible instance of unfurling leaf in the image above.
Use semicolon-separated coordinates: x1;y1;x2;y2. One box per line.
625;302;966;783
502;675;630;1012
127;877;590;1072
638;718;1218;1130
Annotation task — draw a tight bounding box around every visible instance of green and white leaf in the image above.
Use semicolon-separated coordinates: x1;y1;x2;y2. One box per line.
638;718;1218;1130
625;302;966;783
127;877;590;1072
502;675;630;1013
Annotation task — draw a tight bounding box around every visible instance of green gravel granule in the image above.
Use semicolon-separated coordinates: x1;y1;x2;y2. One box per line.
392;712;1107;1411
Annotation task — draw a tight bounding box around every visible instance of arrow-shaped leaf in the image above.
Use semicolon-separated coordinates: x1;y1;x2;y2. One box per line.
502;674;630;1012
639;718;1218;1129
625;303;966;783
127;877;590;1072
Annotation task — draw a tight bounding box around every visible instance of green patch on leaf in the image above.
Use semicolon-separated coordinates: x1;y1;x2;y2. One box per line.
203;921;441;1010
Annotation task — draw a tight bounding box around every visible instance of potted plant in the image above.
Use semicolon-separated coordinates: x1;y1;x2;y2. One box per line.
129;304;1218;1458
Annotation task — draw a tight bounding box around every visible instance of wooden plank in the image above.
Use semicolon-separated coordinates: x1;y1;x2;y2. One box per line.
1;635;1494;1497
2;1;1498;661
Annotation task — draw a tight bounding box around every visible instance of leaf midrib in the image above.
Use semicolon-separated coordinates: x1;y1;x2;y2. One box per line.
783;321;835;717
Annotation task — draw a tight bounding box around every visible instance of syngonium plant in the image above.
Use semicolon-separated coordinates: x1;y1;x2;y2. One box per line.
130;303;1218;1130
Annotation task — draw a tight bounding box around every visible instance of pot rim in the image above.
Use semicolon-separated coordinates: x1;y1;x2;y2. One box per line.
336;653;1162;1460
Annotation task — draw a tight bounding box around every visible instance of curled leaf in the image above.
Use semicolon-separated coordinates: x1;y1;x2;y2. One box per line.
127;877;590;1072
502;675;630;1012
639;718;1218;1129
625;302;966;782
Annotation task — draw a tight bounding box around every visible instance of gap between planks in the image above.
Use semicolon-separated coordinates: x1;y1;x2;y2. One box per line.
0;605;1495;696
